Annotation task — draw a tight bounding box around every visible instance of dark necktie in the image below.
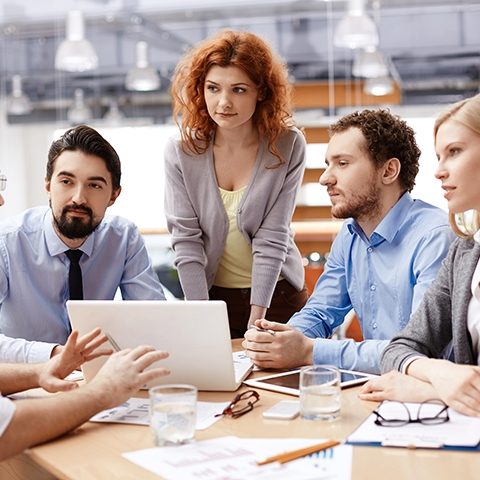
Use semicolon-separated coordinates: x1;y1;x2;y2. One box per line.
65;249;84;300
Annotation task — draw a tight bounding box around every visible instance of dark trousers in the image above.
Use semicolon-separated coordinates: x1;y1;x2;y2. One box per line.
209;279;309;339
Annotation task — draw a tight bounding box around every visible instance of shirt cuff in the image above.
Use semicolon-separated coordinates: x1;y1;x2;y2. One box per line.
401;355;425;374
26;342;58;363
311;338;342;366
0;396;16;436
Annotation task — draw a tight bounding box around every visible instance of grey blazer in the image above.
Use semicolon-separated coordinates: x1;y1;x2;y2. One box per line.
381;237;480;372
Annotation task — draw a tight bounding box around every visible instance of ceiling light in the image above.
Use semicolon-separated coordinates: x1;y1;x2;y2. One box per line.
103;99;125;125
68;88;92;123
55;10;98;72
125;41;160;92
7;74;32;115
334;0;379;49
364;76;394;96
353;47;389;78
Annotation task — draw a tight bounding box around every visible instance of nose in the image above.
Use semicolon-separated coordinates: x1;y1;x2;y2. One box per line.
71;185;87;205
218;91;232;109
434;160;447;180
319;166;334;186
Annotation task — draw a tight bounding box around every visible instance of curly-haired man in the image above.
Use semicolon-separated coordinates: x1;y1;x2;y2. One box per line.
243;109;454;374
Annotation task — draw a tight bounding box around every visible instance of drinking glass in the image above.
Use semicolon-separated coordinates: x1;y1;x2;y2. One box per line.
300;365;341;420
149;384;197;446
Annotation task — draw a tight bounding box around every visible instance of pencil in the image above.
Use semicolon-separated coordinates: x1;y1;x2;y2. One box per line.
257;439;341;465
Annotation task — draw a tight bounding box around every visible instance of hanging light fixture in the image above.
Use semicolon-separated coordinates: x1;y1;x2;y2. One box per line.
7;74;33;115
55;10;98;72
125;41;160;91
353;46;389;78
103;99;125;125
68;88;93;123
334;0;379;49
364;76;394;96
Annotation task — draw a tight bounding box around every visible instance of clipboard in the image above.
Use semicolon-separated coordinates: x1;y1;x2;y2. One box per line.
346;401;480;451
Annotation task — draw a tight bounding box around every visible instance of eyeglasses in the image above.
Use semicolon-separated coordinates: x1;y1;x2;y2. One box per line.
215;390;260;419
373;399;449;427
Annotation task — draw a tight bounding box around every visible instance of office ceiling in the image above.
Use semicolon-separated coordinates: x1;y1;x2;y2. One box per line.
1;0;479;124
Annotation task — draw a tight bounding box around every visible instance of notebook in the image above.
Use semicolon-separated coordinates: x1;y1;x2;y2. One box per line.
67;300;253;391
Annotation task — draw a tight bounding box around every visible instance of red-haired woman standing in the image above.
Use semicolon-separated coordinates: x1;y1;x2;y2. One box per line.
165;30;308;337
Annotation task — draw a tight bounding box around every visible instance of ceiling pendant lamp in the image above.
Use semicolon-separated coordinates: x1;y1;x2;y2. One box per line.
334;0;379;49
68;88;93;123
125;41;160;91
103;99;125;125
55;10;98;72
7;74;33;115
364;76;394;96
353;47;389;78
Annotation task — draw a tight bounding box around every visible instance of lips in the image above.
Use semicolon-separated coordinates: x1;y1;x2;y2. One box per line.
441;185;455;200
63;205;92;217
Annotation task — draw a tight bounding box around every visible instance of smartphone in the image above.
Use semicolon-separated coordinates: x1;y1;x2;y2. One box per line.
262;400;300;420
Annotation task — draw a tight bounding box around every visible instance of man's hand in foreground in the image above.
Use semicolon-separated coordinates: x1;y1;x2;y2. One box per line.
242;319;313;369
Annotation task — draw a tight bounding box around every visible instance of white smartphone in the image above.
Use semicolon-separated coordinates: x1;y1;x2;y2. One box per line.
262;400;300;420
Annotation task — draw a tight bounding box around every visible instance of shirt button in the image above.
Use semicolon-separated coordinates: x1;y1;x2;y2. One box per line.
372;323;377;329
370;285;376;291
367;247;373;253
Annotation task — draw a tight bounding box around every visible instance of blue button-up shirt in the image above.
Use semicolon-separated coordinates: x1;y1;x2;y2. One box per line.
0;206;165;363
289;193;454;373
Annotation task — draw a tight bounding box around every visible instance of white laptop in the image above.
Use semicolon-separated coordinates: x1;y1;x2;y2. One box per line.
67;300;253;391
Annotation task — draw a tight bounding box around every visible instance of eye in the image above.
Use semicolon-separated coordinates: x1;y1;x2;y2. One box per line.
339;160;348;166
448;147;461;156
233;87;246;94
60;178;71;185
90;183;103;189
206;84;218;92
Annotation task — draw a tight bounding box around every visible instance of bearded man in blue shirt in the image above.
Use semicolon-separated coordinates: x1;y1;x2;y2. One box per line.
243;109;454;374
0;125;165;363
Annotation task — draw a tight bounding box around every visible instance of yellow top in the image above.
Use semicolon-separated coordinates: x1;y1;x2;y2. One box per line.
213;187;253;288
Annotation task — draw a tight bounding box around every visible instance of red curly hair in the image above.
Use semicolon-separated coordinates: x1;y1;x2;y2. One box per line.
171;29;294;164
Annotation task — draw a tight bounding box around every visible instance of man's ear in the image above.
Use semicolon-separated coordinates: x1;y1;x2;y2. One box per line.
382;158;401;185
45;178;51;196
108;186;122;207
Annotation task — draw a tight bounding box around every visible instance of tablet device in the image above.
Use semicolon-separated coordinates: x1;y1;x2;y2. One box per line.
243;368;375;396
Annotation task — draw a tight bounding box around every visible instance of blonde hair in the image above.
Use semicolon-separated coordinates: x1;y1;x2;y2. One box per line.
435;94;480;238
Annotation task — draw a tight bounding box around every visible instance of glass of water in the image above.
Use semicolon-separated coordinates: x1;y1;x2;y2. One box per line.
149;384;197;446
300;365;341;421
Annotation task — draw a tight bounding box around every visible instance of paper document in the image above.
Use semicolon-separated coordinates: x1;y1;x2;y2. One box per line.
348;401;480;449
232;350;253;381
123;436;352;480
90;398;229;430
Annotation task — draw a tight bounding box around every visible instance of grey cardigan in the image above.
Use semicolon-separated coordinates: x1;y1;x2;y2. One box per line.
381;238;480;372
164;128;306;307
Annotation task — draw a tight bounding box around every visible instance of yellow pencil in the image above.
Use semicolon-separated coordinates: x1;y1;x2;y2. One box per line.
257;439;341;466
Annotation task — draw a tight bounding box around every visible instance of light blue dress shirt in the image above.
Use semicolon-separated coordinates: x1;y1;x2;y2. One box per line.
0;206;165;363
288;193;454;374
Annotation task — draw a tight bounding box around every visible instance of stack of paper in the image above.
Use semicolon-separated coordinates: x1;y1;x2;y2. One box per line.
123;437;352;480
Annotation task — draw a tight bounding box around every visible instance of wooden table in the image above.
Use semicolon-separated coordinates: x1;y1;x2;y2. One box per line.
2;350;480;479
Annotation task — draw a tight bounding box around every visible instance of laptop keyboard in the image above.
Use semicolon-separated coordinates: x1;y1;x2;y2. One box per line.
232;351;253;382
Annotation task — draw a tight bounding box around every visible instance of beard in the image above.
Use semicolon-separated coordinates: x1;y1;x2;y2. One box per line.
52;202;99;239
330;182;381;221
